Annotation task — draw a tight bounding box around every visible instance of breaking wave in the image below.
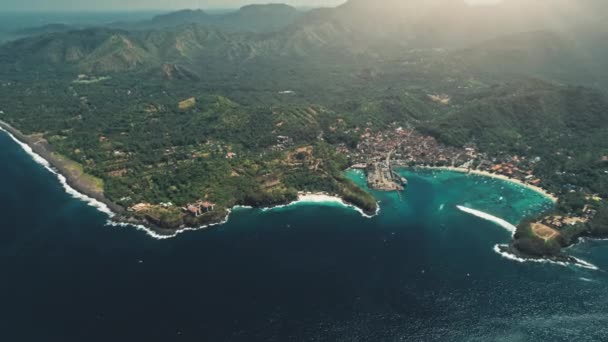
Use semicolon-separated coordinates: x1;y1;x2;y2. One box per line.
493;244;599;271
456;205;599;271
0;127;114;217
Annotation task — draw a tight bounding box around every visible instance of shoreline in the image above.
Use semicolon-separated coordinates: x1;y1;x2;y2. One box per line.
271;192;381;219
411;166;558;203
454;203;599;270
0;121;377;238
106;192;379;240
1;124;603;270
0;120;123;215
0;121;558;243
493;244;599;271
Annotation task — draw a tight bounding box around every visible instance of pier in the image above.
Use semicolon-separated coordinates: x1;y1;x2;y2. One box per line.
366;150;407;192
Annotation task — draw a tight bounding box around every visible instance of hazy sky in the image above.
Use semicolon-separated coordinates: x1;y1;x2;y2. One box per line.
0;0;501;11
1;0;336;11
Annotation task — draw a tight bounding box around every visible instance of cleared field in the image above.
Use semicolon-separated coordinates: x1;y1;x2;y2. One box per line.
178;97;197;110
532;223;560;242
51;152;105;194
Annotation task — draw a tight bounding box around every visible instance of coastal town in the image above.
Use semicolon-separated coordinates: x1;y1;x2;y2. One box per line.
346;126;550;192
342;126;603;242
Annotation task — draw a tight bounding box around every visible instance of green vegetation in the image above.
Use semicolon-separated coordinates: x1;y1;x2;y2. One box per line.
0;0;606;237
590;206;608;237
51;152;104;194
513;220;562;258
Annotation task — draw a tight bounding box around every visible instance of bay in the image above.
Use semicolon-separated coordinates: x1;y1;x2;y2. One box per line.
1;131;608;341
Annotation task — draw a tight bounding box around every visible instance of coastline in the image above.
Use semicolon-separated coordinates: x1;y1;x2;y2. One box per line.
1;123;602;271
0;120;122;215
412;166;559;203
0;121;559;245
106;192;379;240
275;192;381;219
454;204;599;270
0;121;378;238
493;244;599;271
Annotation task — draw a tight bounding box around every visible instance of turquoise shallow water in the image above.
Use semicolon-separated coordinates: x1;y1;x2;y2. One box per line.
2;131;608;341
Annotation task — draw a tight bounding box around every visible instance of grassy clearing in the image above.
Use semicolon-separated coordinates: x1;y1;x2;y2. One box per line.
73;76;111;84
178;97;197;110
532;223;560;242
51;152;105;194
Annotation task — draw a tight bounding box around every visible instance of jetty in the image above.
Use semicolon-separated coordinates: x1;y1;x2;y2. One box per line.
366;150;406;192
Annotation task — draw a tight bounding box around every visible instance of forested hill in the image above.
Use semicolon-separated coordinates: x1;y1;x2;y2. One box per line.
0;0;606;231
2;0;608;88
114;4;302;33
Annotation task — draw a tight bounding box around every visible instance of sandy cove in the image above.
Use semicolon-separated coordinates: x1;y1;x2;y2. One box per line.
415;166;558;203
0;119;377;238
269;191;380;219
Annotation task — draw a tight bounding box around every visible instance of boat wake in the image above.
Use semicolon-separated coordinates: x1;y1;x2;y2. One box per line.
456;204;599;271
456;205;517;235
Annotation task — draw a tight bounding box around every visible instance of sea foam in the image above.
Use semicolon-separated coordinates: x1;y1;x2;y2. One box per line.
105;208;232;240
493;244;599;271
3;126;379;240
262;193;381;219
456;205;517;235
456;204;600;271
107;193;381;240
0;127;115;217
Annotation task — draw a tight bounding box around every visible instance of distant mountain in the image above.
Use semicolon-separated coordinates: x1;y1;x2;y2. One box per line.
455;31;593;80
149;9;210;29
0;23;78;45
295;0;608;47
117;4;302;34
13;23;76;36
219;4;301;33
2;0;608;86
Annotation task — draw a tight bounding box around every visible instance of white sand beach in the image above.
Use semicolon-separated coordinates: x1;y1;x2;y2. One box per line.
420;166;558;203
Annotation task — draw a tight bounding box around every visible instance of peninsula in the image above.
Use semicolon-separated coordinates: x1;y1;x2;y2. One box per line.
0;0;605;254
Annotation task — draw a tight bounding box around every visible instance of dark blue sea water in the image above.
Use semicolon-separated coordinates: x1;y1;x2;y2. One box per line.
2;131;608;341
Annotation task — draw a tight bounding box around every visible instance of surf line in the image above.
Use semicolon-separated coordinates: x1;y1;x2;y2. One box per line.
0;127;115;217
457;205;599;271
493;244;599;271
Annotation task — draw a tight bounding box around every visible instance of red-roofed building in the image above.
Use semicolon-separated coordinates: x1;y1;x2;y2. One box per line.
185;201;216;217
187;205;202;217
200;201;215;211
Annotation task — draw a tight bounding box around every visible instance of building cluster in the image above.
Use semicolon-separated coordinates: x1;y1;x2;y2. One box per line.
348;127;546;188
272;135;294;152
483;156;542;186
539;207;596;230
130;203;153;212
184;201;216;217
366;161;404;191
352;127;473;167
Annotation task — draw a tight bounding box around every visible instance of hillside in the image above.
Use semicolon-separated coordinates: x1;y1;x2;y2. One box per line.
3;0;608;86
0;0;606;237
117;4;302;33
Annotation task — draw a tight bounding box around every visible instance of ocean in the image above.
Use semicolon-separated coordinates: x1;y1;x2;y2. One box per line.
1;131;608;341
